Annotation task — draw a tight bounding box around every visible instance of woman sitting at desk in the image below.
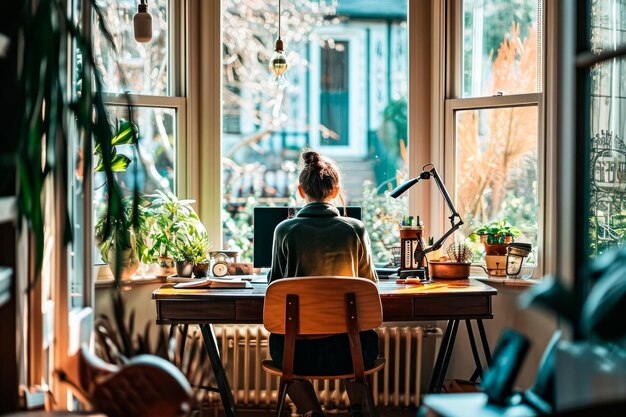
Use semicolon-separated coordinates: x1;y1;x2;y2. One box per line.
269;150;378;417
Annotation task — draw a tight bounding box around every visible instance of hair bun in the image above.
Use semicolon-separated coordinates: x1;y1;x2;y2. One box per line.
302;150;321;166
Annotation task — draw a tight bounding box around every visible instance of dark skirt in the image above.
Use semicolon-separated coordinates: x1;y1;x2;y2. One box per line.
269;330;379;376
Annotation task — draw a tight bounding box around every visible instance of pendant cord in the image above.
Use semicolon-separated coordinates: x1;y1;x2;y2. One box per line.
278;0;281;40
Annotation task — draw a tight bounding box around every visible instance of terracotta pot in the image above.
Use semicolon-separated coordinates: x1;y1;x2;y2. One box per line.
428;261;471;279
480;235;513;255
175;261;194;277
192;263;209;278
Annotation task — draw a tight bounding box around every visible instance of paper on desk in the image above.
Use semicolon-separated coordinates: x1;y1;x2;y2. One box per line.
173;277;252;289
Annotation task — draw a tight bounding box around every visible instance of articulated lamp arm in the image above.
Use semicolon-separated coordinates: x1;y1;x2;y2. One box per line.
390;163;464;256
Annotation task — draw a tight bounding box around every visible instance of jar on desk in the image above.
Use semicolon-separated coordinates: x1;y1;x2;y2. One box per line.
399;224;427;270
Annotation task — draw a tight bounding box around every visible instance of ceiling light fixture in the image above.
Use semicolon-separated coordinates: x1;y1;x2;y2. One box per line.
269;0;289;86
133;0;153;43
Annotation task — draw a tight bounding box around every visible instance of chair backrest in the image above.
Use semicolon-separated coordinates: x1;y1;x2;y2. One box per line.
58;346;192;417
263;276;382;335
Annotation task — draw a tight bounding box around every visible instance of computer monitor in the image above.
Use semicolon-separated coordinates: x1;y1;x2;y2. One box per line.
253;206;362;268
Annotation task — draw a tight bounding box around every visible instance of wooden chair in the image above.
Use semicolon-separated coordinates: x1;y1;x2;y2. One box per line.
261;276;385;416
57;346;192;417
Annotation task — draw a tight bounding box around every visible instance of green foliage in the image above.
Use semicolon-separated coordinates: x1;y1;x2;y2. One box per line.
472;218;521;244
94;196;149;264
94;120;138;172
173;231;211;263
143;191;206;263
222;198;256;262
360;180;407;264
380;98;408;157
14;0;135;286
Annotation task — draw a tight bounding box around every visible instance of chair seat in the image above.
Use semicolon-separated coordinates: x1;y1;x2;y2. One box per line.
261;357;386;380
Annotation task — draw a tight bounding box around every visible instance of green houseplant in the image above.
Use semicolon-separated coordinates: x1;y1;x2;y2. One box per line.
173;231;211;278
473;218;521;255
11;0;137;286
94;196;149;279
143;191;206;276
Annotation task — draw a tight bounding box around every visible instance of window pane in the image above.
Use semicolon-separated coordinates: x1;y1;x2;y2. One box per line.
93;106;177;263
588;1;626;257
462;0;541;98
591;0;626;51
93;0;169;95
455;106;539;255
221;0;409;264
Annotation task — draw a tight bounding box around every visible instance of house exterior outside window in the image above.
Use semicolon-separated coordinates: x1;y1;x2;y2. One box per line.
221;0;409;264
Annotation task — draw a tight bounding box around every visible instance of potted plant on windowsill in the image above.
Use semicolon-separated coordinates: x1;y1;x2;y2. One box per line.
173;231;210;278
191;233;212;277
473;218;521;256
143;191;205;277
95;196;149;280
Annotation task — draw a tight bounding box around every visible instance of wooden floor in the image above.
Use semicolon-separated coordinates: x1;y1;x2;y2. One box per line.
196;407;419;417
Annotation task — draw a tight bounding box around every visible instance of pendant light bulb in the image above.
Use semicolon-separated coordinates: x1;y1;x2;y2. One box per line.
270;38;289;85
269;0;288;86
134;0;153;43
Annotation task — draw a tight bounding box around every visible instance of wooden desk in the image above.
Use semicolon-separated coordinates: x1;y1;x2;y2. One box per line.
153;279;497;416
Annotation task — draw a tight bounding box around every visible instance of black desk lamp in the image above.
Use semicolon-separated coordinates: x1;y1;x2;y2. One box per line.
390;164;464;280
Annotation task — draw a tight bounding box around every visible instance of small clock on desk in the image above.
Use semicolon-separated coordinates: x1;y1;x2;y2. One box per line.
209;250;252;277
211;255;230;277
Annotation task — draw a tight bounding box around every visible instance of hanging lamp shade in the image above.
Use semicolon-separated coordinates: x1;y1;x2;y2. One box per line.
133;0;153;43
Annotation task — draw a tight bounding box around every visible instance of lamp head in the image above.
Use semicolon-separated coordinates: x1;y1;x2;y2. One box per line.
133;0;152;43
390;177;419;198
390;170;431;198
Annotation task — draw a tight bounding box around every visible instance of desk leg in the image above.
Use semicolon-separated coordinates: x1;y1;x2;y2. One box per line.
465;320;483;382
428;320;459;393
476;319;493;366
200;324;239;417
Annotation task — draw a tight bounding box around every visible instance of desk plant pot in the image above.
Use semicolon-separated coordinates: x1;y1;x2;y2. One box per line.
481;235;513;256
473;218;521;256
157;255;176;277
175;261;193;278
429;261;471;279
107;247;140;279
192;262;209;278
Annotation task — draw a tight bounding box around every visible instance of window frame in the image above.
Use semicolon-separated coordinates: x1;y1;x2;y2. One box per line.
93;0;188;279
194;0;430;250
442;0;547;277
100;0;188;199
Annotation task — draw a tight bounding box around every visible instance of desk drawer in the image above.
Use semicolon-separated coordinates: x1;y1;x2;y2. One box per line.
381;298;414;321
236;299;264;322
158;300;235;323
413;295;491;319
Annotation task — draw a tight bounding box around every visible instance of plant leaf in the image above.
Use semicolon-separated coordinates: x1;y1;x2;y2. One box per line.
111;120;138;146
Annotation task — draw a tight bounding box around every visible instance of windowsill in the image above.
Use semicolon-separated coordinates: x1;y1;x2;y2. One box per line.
94;264;167;289
472;275;539;288
95;275;167;289
467;264;539;288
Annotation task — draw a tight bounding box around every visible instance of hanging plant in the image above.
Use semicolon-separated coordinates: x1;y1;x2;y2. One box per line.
14;0;137;285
